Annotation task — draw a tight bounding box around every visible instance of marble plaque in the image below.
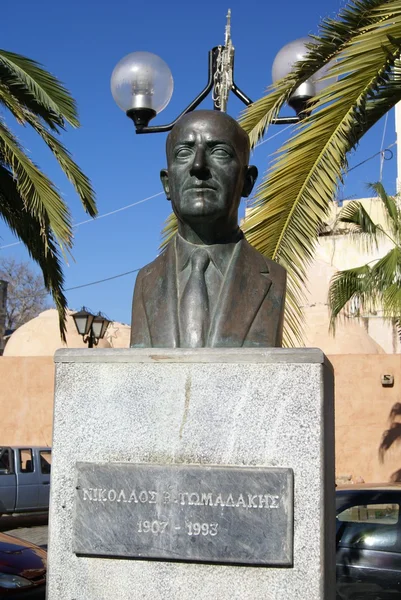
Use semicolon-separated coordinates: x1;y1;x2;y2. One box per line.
73;462;293;565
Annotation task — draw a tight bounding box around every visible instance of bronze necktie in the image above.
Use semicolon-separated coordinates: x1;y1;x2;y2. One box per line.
180;249;210;347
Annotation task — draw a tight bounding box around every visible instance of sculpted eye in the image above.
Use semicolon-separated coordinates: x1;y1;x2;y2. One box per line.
175;147;193;158
211;147;232;158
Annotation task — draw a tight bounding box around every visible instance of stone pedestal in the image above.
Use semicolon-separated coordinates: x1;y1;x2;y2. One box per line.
48;348;335;600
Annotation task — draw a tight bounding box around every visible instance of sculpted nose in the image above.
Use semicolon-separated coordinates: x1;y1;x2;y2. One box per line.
189;146;210;179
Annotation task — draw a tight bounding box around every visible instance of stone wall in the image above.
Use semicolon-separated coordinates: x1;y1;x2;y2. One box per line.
1;353;401;484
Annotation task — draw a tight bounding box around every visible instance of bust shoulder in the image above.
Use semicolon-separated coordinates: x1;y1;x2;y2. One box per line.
135;242;174;282
241;238;286;283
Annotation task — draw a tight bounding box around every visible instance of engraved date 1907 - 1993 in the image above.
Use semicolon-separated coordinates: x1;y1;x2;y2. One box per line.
138;520;219;536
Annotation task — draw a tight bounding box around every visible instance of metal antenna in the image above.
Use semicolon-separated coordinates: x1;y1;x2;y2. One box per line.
212;9;235;112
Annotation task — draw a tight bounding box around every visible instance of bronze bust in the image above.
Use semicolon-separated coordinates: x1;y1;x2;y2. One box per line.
130;110;286;348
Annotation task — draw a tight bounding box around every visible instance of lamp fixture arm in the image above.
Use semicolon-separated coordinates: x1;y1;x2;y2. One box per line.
135;49;216;134
130;47;300;134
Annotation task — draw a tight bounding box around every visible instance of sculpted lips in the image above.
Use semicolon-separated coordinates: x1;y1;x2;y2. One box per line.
184;185;217;192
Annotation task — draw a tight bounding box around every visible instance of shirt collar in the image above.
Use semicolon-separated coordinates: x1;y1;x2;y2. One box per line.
176;232;243;275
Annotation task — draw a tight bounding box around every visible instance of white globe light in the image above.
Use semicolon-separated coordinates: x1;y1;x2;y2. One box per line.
272;37;336;114
272;37;336;89
272;37;313;83
111;51;174;114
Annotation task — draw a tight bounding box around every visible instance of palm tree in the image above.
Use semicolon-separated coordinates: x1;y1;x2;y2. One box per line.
0;49;97;339
237;0;401;345
328;182;401;332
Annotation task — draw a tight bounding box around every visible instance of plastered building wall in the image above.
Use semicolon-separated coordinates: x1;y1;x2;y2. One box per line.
0;281;8;354
331;354;401;483
0;356;54;447
2;354;401;483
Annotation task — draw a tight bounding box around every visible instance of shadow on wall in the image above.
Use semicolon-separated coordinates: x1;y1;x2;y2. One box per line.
379;402;401;482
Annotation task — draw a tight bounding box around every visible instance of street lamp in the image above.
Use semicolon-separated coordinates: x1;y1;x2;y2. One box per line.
110;10;330;134
72;307;112;349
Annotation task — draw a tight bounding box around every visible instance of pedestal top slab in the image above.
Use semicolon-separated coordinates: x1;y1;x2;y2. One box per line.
54;346;332;368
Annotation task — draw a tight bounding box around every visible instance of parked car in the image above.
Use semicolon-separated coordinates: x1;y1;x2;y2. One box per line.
336;483;401;599
0;531;46;598
0;448;51;517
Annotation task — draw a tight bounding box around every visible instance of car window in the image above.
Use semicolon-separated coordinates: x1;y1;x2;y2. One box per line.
40;451;51;474
19;449;34;473
0;448;12;474
337;503;399;551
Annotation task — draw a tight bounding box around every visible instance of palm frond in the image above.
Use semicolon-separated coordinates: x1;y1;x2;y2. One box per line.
0;165;67;340
335;199;387;252
160;211;177;252
21;112;96;216
338;200;381;233
0;71;96;218
0;49;79;129
368;181;399;233
242;0;401;346
329;264;373;330
0;119;73;248
371;246;401;289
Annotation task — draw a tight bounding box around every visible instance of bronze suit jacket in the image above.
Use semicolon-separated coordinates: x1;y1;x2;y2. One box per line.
130;235;286;348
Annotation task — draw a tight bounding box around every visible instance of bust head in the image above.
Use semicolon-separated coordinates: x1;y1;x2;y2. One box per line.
160;110;258;243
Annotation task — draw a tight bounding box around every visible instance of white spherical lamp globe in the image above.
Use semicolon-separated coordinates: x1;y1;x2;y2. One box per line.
111;51;174;116
272;37;335;114
272;37;313;83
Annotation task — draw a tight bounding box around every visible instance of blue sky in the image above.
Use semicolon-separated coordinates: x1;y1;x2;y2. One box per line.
0;0;397;325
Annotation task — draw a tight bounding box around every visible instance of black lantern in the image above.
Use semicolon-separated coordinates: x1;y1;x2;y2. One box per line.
72;307;112;348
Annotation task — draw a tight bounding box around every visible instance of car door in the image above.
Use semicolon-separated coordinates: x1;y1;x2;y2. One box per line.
37;449;51;509
0;447;16;513
15;448;39;511
336;495;401;600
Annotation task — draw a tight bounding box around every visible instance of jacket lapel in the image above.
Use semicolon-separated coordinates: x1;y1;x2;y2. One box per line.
208;239;272;347
141;241;179;347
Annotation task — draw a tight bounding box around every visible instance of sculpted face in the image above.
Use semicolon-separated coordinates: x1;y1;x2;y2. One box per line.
161;110;257;227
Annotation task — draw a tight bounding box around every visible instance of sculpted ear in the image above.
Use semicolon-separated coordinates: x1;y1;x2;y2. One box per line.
160;169;170;200
242;165;258;198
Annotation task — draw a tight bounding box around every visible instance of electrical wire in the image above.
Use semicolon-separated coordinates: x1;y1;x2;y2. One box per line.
379;113;389;182
254;123;294;148
65;268;141;291
347;142;395;173
73;192;164;228
0;192;164;250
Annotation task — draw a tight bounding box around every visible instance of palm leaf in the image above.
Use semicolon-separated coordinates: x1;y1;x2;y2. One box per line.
0;49;79;129
160;211;177;252
21;112;96;217
0;165;67;340
368;181;399;233
335;199;387;252
329;264;373;329
371;246;401;289
0;95;96;217
0;119;73;248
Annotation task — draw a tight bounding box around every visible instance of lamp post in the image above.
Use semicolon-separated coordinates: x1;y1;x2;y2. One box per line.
72;307;112;349
110;10;331;133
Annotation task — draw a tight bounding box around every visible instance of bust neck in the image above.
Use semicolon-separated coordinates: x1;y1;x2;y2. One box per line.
177;218;241;246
